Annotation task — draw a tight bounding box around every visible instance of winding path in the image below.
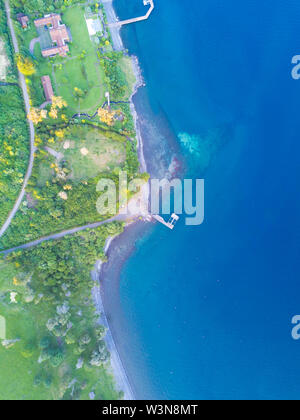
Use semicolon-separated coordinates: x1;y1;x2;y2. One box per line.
0;214;131;256
29;37;40;55
0;1;36;238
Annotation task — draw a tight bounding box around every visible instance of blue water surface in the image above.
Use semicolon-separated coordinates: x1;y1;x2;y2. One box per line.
114;0;300;399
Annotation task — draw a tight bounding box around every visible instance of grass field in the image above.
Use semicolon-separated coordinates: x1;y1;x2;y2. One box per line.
53;6;105;113
50;126;126;181
119;56;137;100
37;158;54;187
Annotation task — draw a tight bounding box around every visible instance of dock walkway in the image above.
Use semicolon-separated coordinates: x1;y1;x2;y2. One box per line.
108;0;154;28
152;214;179;230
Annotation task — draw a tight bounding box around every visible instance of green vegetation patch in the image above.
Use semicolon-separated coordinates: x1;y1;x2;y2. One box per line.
52;125;126;181
0;89;29;227
0;4;29;227
54;55;104;113
0;224;124;400
118;56;137;100
0;122;136;250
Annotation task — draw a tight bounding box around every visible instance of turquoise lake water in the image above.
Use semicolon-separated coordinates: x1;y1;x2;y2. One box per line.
112;0;300;399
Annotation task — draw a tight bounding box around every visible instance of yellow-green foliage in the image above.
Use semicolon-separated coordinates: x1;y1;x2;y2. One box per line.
16;53;35;76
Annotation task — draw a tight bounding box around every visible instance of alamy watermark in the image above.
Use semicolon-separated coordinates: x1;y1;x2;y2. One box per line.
96;172;205;226
291;55;300;80
291;316;300;340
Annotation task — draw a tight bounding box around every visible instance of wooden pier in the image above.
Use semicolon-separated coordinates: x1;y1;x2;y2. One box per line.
152;214;180;230
108;0;154;28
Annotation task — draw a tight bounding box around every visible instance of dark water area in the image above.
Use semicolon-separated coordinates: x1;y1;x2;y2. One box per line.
102;0;300;399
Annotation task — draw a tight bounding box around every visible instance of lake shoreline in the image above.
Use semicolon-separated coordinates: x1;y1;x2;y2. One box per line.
93;0;151;400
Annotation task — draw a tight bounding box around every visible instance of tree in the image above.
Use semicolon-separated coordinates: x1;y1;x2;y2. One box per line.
95;325;106;340
39;347;51;362
49;96;67;119
90;340;109;366
65;332;76;345
52;96;67;109
27;108;47;125
16;54;35;76
98;108;115;126
49;108;58;119
33;374;42;387
46;318;58;332
79;333;91;347
44;375;53;388
39;336;51;349
53;324;65;337
50;348;64;367
73;87;85;99
21;340;35;359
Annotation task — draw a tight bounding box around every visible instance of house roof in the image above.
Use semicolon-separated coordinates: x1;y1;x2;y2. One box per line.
34;14;61;29
17;14;29;27
41;45;69;58
50;27;69;47
34;14;70;58
41;75;54;101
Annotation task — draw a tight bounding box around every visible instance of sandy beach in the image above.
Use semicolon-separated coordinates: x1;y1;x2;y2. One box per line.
92;256;135;400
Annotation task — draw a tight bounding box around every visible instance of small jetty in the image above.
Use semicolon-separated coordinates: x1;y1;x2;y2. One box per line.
109;0;154;28
152;214;180;230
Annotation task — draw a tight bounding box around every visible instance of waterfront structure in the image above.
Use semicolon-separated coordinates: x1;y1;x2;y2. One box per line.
109;0;154;28
152;214;179;230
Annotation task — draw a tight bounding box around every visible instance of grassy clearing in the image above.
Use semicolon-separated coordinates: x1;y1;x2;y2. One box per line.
119;56;137;100
36;158;54;187
51;125;126;181
54;55;104;113
64;6;95;57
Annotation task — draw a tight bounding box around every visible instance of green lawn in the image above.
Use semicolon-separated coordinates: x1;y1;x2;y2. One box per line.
119;56;137;100
53;6;106;113
64;6;95;57
54;55;104;113
37;159;54;187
